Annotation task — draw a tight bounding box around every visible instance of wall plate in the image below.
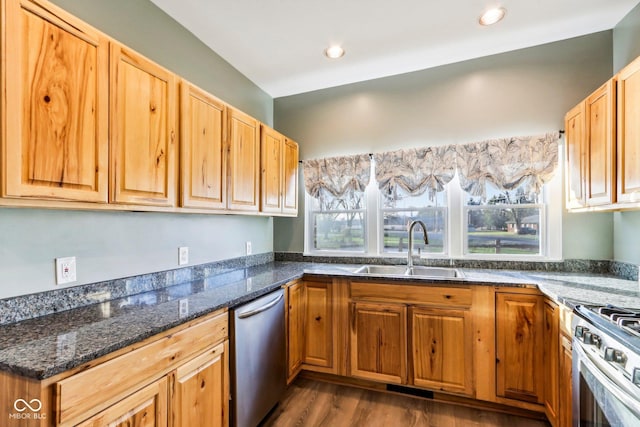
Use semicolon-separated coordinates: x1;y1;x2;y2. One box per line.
55;257;76;285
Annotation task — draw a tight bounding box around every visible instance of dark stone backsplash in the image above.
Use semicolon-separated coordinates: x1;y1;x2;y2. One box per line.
274;252;638;281
2;251;637;326
0;252;273;325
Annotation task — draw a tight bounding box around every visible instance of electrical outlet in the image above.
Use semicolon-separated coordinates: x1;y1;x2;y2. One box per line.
178;247;189;265
245;241;252;255
55;257;77;285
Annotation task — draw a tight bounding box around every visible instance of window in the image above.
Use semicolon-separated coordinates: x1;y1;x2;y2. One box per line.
308;190;366;252
305;173;560;259
380;191;447;255
463;183;544;256
303;132;562;260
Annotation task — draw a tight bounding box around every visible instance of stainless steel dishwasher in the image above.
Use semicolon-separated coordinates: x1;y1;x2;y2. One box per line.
231;289;286;427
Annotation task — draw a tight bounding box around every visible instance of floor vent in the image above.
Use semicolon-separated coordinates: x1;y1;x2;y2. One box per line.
386;384;434;399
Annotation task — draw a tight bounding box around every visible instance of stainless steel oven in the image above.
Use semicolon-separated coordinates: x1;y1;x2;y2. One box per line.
572;306;640;427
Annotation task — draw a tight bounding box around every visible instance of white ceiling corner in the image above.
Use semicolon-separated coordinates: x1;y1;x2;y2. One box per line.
150;0;640;97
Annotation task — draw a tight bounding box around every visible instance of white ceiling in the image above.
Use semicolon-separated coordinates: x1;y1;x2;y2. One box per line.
150;0;640;98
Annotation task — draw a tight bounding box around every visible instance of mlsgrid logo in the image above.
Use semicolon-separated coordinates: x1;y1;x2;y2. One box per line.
9;398;46;420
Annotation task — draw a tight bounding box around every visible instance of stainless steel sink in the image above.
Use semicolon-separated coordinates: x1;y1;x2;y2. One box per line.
353;265;409;275
353;265;464;279
406;266;463;278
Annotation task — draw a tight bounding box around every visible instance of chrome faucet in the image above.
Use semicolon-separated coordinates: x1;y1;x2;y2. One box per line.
407;220;429;268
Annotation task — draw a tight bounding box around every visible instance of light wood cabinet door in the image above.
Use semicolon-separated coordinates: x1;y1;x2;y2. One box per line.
559;334;573;427
76;377;168;427
409;306;473;396
2;0;108;202
110;43;177;207
227;107;259;211
171;342;229;427
565;102;586;209
260;125;284;214
617;56;640;204
286;280;306;382
585;79;616;206
350;301;407;384
543;299;560;426
180;81;226;209
282;138;299;215
304;281;333;368
260;126;299;215
495;292;544;404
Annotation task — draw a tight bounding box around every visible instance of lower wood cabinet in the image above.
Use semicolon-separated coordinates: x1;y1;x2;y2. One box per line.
495;291;544;404
285;280;306;382
171;342;229;427
543;299;560;426
559;333;573;427
349;301;407;384
0;309;229;427
409;306;473;396
284;278;569;423
75;377;168;427
303;280;333;369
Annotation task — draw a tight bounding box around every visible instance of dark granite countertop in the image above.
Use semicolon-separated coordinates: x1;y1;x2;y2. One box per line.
1;261;639;380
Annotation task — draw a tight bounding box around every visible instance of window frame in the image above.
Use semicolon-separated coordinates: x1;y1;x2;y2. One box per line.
378;202;449;258
305;194;368;255
461;202;547;258
303;149;563;261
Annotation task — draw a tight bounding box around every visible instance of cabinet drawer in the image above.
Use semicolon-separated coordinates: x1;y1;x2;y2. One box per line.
56;311;227;425
350;281;472;308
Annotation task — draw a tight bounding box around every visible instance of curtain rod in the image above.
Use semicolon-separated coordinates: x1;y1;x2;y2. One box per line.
298;131;565;163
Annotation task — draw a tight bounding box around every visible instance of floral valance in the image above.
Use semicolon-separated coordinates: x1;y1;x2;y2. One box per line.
455;132;560;199
303;154;371;208
303;131;560;205
374;146;456;202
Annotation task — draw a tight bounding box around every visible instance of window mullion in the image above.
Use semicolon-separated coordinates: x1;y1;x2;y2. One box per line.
365;183;378;255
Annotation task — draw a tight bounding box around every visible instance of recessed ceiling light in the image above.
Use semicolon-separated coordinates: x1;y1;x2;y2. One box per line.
479;7;506;26
324;45;345;59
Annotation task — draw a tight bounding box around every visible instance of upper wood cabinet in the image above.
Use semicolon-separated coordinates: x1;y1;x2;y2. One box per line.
617;55;640;204
1;0;109;202
564;103;586;209
1;0;303;216
495;291;544;404
110;43;178;207
227;107;260;212
260;125;285;214
180;81;227;209
260;125;299;216
283;138;299;215
585;79;616;206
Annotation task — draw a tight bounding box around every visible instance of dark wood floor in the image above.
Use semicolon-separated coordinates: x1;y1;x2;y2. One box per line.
261;378;551;427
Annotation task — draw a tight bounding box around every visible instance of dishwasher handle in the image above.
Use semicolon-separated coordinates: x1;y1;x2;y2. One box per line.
237;292;284;319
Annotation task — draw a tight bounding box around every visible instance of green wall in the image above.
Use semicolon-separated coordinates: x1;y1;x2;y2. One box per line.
613;1;640;265
613;2;640;74
273;32;615;259
0;0;274;299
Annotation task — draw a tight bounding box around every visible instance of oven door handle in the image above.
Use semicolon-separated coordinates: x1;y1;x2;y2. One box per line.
575;343;640;417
